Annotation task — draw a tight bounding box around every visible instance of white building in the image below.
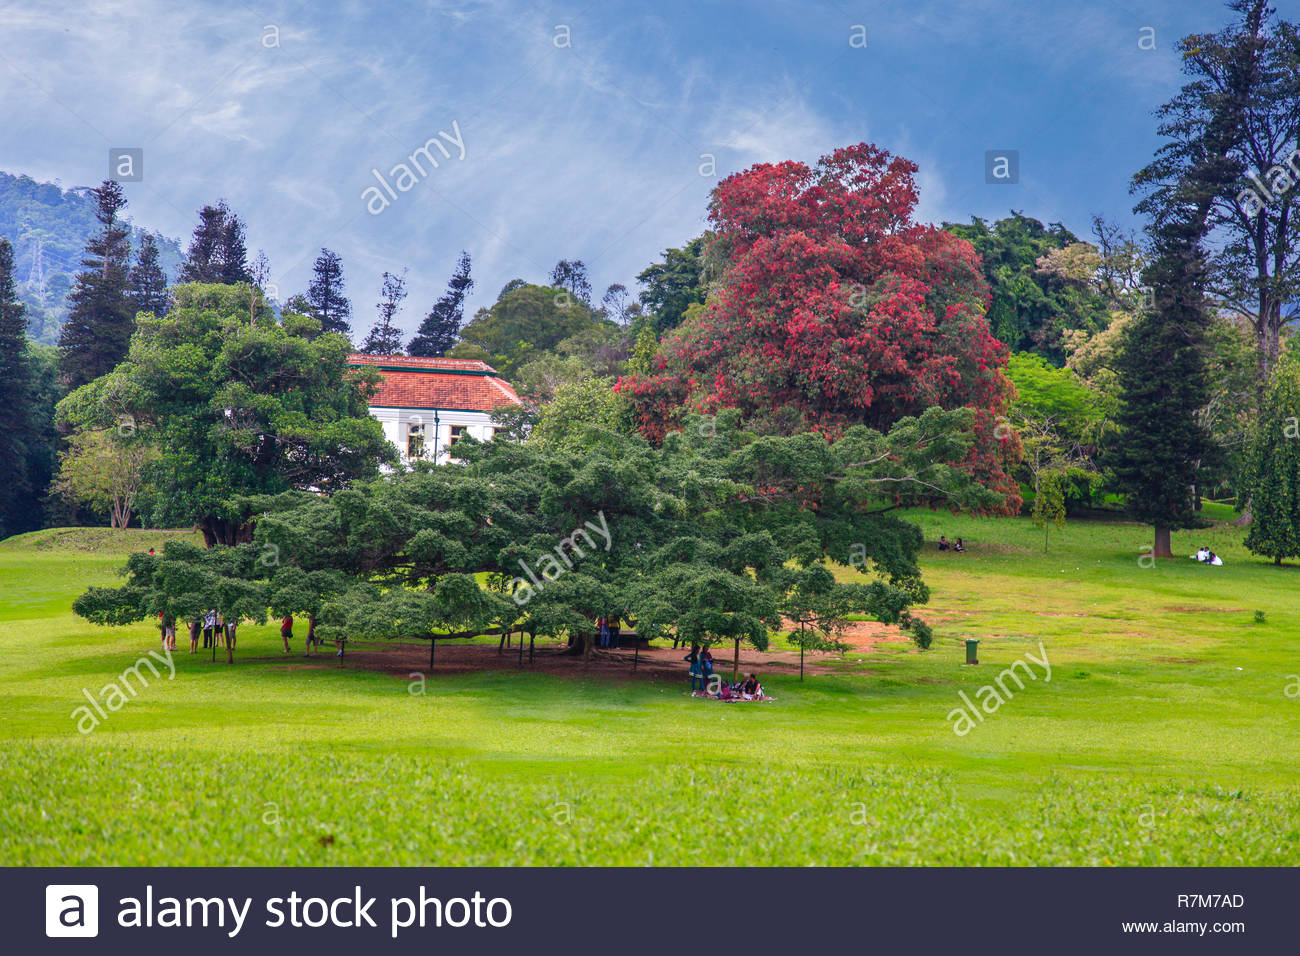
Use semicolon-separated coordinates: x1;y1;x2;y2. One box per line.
349;354;522;466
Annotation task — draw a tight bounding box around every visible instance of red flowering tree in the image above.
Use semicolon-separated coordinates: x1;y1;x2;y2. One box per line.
617;143;1019;510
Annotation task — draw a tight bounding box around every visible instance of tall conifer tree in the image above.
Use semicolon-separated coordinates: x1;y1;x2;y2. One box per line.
360;270;408;355
129;232;170;318
0;238;34;537
57;180;133;390
179;200;251;284
408;252;472;357
303;248;352;338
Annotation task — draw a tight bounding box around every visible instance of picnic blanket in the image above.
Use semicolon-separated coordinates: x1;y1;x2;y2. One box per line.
691;690;776;703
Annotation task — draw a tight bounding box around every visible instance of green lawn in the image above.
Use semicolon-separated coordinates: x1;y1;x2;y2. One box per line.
1;515;1298;866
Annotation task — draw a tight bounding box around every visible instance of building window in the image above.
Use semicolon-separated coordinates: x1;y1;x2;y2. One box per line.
449;425;468;446
406;423;425;460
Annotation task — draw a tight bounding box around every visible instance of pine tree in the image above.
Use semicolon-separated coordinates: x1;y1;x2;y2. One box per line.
179;200;251;284
129;232;170;318
57;180;133;390
304;248;352;337
1243;355;1300;564
409;252;473;357
0;238;34;538
360;270;408;355
1105;227;1214;558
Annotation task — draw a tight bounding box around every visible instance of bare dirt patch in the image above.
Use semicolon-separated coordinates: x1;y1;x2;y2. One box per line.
255;624;911;686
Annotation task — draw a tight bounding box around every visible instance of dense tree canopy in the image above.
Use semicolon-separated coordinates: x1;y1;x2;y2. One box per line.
619;143;1019;511
56;282;395;546
635;236;708;335
1241;347;1300;563
945;213;1111;363
74;407;999;664
453;281;609;378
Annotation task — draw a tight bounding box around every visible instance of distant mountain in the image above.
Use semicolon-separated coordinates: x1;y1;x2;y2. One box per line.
0;171;184;344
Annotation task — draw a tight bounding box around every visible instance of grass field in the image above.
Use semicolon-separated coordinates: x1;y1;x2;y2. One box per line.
1;511;1298;866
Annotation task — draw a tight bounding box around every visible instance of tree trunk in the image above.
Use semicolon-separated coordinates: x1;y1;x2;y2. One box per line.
429;636;435;670
200;515;253;548
732;637;740;682
1153;526;1173;559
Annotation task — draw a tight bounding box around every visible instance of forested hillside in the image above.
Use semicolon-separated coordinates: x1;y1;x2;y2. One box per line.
0;172;182;343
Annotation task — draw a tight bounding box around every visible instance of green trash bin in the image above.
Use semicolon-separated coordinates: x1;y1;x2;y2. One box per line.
964;638;979;665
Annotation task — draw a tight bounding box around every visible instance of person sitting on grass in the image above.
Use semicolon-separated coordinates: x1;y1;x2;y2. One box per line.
954;537;965;553
742;673;761;698
938;535;950;551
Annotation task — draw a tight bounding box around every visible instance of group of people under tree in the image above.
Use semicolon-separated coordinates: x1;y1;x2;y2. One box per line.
683;645;766;700
154;607;238;663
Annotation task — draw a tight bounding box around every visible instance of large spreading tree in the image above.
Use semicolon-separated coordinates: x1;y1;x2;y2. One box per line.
56;282;395;546
618;143;1019;509
75;407;996;665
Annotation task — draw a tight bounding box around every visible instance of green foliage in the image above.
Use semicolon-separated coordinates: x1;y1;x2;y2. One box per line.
52;429;159;529
635;235;707;335
529;378;633;450
0;237;34;538
1241;351;1300;563
454;283;607;378
408;251;472;357
1030;468;1068;552
56;282;395;543
0;171;182;344
1105;231;1215;548
72;405;1004;662
57;180;134;391
1006;352;1103;439
945;214;1110;363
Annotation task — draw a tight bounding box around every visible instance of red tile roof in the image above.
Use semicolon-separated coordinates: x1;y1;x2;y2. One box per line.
348;354;522;412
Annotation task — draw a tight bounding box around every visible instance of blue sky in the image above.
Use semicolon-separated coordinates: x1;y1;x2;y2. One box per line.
0;0;1236;337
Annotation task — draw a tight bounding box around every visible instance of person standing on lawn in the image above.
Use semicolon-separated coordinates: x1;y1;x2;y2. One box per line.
685;645;703;694
280;614;293;653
